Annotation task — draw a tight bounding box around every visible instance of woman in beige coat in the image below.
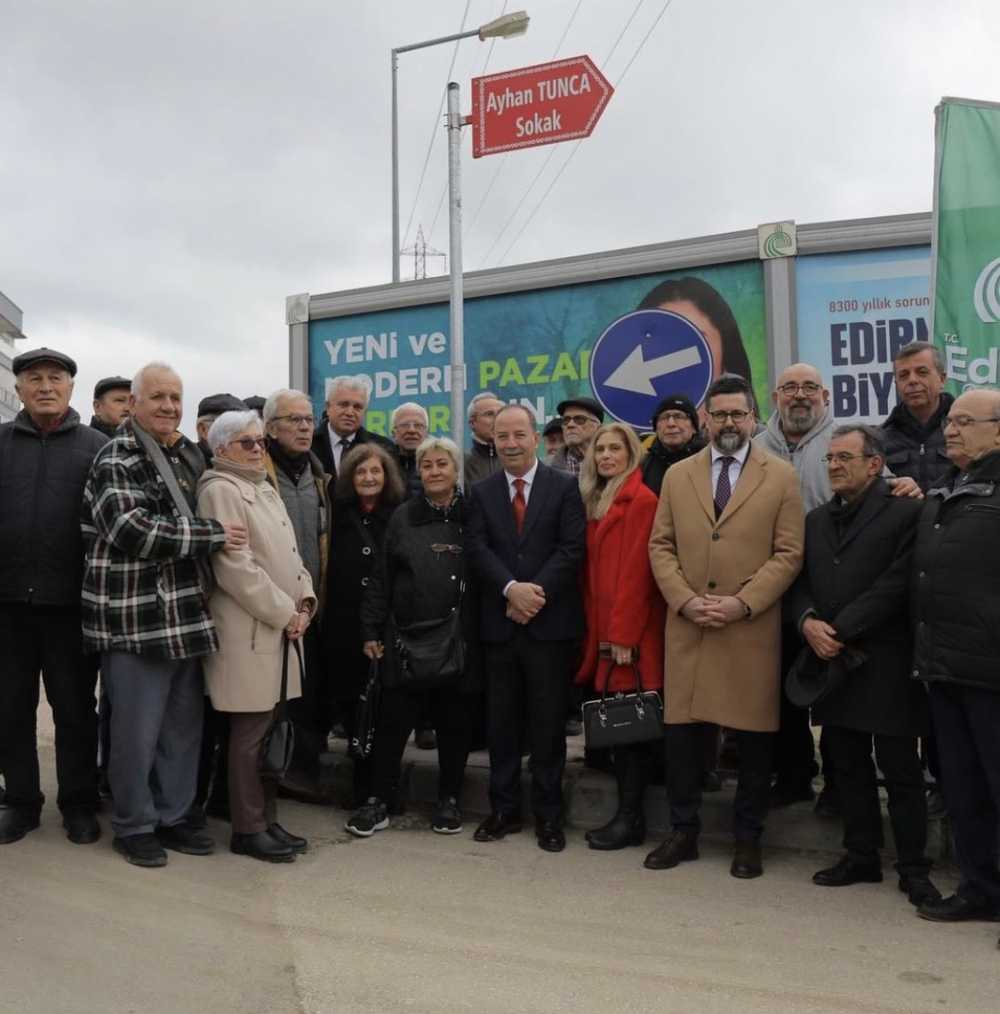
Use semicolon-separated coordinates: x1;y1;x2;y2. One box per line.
197;410;316;863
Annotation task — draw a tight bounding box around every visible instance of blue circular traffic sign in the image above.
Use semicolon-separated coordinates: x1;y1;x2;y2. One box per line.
589;309;715;429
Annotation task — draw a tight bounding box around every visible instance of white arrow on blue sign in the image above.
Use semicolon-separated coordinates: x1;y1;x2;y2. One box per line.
589;309;715;429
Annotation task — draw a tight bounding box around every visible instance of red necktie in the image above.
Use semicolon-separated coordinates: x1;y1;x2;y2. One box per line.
512;478;527;535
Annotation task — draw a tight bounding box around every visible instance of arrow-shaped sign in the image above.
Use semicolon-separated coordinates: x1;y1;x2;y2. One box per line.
604;345;703;397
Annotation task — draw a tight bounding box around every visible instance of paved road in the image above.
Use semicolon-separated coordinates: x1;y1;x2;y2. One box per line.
1;728;997;1013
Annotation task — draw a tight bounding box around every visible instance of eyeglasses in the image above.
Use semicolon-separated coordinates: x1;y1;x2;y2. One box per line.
708;410;750;424
229;437;266;451
394;420;427;431
777;382;822;396
272;414;315;427
941;415;1000;430
562;413;599;426
657;411;693;425
821;452;875;464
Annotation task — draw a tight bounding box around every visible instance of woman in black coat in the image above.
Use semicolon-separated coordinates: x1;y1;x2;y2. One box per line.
323;443;405;806
346;435;480;839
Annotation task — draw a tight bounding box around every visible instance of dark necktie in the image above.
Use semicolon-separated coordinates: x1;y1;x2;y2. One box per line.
512;478;527;535
715;456;735;518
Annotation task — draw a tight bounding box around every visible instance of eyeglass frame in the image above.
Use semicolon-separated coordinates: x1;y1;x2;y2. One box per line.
271;414;316;427
776;381;823;396
941;414;1000;430
707;409;751;424
228;436;267;451
821;452;877;464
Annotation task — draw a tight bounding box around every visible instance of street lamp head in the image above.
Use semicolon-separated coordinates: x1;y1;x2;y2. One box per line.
479;11;530;40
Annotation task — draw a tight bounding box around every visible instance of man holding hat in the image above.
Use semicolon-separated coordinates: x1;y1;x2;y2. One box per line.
787;423;937;905
547;396;604;476
90;376;132;439
0;347;107;845
196;393;247;466
641;393;705;496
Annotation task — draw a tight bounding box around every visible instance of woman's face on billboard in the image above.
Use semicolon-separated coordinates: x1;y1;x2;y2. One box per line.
656;298;723;379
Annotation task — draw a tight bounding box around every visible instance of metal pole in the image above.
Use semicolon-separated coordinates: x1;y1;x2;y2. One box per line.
446;81;466;485
391;49;400;283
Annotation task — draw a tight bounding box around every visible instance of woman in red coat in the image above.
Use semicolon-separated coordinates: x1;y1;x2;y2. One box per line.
576;423;666;850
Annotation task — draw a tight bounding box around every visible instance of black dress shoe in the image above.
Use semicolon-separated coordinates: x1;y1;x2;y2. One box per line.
268;822;308;853
918;893;1000;922
113;833;168;868
536;821;565;853
62;809;101;845
730;840;763;879
643;830;699;870
184;803;208;829
899;874;942;907
156;821;215;855
231;830;295;863
474;812;523;842
813;855;883;887
0;806;41;844
586;811;645;850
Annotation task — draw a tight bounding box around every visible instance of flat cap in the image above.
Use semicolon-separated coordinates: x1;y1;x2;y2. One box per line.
556;396;604;423
12;347;78;377
243;395;265;416
197;393;247;417
542;418;564;437
94;375;132;400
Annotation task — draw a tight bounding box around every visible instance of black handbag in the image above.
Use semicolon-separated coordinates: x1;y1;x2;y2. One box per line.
351;656;382;760
582;660;664;750
259;635;301;780
391;582;465;689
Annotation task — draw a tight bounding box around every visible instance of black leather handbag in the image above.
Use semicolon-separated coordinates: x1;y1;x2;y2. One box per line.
259;635;302;780
351;656;382;760
391;583;465;689
582;660;664;750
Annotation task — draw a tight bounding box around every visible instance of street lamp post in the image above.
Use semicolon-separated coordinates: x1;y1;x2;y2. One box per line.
390;11;529;283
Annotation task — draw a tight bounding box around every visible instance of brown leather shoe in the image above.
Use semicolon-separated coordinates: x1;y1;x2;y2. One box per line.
643;830;699;870
731;840;763;879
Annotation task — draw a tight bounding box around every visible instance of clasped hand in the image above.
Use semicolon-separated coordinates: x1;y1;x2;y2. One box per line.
506;581;545;625
681;594;746;628
284;604;311;641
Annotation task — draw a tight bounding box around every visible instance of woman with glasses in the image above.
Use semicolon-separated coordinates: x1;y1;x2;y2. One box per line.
346;436;479;838
197;410;316;863
576;423;665;849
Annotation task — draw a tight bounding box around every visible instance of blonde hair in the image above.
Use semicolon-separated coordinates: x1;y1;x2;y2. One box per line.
578;423;643;520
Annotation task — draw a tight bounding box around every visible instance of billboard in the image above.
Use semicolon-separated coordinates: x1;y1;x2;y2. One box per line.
308;261;767;436
795;247;932;425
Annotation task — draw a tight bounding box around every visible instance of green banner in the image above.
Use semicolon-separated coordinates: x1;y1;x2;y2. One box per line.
932;97;1000;389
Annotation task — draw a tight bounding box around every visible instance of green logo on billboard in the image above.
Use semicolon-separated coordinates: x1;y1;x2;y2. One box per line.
763;225;793;258
974;256;1000;324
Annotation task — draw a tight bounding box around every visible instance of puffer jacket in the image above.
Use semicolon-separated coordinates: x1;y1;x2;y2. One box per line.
0;408;107;605
881;393;954;493
911;449;1000;692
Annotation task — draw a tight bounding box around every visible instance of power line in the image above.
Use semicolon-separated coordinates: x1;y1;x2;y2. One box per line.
551;0;584;59
602;0;645;67
496;0;676;266
400;0;473;251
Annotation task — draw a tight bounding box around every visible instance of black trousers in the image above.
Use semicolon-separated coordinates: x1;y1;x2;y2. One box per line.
666;722;773;841
287;626;332;773
929;683;1000;908
823;725;928;875
194;696;229;811
485;634;572;824
772;623;820;790
371;685;473;803
0;604;98;813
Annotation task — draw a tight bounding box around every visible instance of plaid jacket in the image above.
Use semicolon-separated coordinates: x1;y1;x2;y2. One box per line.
81;420;227;660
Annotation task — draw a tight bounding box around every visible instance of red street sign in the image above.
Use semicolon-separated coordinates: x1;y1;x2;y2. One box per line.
470;54;613;159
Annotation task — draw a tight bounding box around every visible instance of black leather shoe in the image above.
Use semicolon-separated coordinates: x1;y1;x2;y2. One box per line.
731;841;763;879
918;893;1000;922
0;806;41;845
812;855;882;887
184;803;208;829
899;874;942;907
586;811;645;850
156;822;215;855
268;822;308;853
62;809;101;845
113;833;168;868
231;830;295;863
474;812;523;842
643;830;699;870
536;821;565;853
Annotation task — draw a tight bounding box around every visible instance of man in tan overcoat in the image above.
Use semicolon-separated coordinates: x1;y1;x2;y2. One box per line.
646;375;804;880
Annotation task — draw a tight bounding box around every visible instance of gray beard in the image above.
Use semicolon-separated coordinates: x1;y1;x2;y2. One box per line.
783;406;816;435
714;430;746;453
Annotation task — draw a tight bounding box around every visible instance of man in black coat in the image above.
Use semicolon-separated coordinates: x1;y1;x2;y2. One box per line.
911;389;1000;937
311;375;393;480
467;403;586;852
0;347;107;846
641;393;706;496
89;375;132;439
788;424;938;906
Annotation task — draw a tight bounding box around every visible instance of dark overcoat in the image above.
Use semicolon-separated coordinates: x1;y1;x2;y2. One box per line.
787;479;928;737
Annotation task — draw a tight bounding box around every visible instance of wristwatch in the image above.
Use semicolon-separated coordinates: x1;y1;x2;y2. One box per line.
740;599;752;620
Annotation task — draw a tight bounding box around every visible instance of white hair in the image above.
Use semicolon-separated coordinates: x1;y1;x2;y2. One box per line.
467;391;501;422
326;375;372;407
415;435;460;471
391;402;429;430
263;388;311;426
496;401;538;429
207;410;262;453
132;361;181;398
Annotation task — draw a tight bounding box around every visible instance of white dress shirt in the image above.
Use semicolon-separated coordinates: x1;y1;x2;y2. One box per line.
501;460;539;599
710;441;750;498
329;423;354;472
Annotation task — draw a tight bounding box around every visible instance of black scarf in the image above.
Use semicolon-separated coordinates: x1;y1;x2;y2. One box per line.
827;479;876;538
267;437;310;483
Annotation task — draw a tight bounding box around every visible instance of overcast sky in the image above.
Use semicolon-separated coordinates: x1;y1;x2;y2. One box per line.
3;0;997;432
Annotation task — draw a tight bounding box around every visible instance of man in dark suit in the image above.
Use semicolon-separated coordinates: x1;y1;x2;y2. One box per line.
467;403;586;852
311;375;393;479
788;424;939;907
